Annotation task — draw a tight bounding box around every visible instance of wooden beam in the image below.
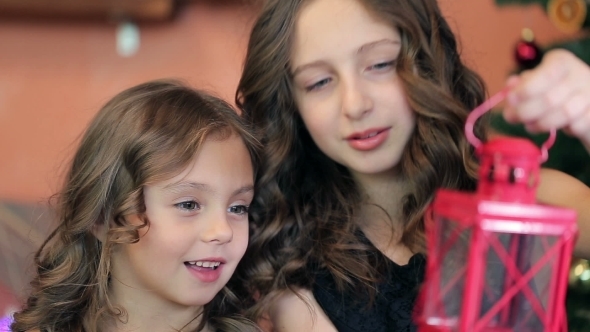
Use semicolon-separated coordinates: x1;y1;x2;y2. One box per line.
0;0;176;22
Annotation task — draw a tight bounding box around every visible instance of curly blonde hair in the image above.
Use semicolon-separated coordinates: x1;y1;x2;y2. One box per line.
12;80;261;332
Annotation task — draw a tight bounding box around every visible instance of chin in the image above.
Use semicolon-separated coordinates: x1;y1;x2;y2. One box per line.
178;289;223;307
181;296;217;307
352;160;403;176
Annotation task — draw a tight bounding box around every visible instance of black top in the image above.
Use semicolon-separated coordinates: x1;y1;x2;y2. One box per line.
313;253;426;332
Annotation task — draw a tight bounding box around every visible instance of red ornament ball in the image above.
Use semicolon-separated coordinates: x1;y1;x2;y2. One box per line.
514;40;543;70
514;29;543;70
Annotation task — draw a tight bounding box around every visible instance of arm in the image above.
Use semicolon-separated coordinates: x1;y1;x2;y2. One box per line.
538;168;590;259
269;288;338;332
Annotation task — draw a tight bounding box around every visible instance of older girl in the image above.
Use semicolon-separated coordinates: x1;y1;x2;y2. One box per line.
236;0;590;331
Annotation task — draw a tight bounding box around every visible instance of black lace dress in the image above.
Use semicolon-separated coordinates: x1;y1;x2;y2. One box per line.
312;253;426;332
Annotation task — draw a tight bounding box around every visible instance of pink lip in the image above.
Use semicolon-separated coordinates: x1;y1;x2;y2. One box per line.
185;257;227;283
346;127;391;151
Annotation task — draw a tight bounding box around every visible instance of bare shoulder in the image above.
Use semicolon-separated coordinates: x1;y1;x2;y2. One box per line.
539;168;590;258
538;168;590;203
269;288;338;332
539;168;588;190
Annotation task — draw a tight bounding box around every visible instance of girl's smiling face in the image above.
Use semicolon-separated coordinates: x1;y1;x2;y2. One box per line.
110;133;253;313
291;0;415;178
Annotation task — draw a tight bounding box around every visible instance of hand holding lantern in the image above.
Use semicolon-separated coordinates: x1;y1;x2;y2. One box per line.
416;88;579;332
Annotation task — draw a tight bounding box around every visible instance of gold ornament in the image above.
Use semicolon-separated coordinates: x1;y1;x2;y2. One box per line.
547;0;588;33
569;258;590;287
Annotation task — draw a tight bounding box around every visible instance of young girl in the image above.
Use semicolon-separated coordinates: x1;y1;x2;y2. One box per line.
235;0;590;331
10;80;262;332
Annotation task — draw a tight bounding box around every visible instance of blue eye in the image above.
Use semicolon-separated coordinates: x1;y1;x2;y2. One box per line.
175;201;200;211
306;78;332;92
228;205;249;215
370;60;396;71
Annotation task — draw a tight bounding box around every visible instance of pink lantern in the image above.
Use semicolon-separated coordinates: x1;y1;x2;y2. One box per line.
415;89;579;332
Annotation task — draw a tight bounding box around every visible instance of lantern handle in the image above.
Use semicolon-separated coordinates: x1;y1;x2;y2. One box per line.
465;87;556;163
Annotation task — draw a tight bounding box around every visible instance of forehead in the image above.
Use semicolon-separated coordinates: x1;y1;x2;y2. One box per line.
148;133;254;188
291;0;400;65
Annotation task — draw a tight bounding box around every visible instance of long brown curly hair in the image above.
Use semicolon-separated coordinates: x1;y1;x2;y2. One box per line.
11;80;262;332
235;0;489;319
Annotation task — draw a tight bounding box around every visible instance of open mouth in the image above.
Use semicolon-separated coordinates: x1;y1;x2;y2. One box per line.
184;261;222;270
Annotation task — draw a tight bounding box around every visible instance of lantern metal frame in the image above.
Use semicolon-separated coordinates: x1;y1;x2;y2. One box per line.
416;88;580;332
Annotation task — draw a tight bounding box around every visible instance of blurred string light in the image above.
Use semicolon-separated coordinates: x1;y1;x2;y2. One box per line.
570;258;590;284
116;21;140;57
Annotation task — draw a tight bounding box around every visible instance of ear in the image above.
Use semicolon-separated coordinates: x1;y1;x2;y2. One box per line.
127;213;150;238
92;220;108;243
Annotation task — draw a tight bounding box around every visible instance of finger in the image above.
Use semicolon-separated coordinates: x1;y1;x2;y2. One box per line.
508;50;572;103
503;76;521;123
568;108;590;145
520;84;587;131
563;92;590;122
505;75;521;89
506;94;552;124
503;105;519;124
529;110;570;133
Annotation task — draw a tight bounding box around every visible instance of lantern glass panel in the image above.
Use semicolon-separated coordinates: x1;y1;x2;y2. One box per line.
477;230;559;331
424;215;472;326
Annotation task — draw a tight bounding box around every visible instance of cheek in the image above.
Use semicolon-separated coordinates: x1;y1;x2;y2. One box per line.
299;108;337;145
136;223;195;257
384;87;414;123
233;222;250;256
298;95;337;124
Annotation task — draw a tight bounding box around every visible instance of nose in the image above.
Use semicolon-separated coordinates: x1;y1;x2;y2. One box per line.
200;213;233;244
341;75;372;120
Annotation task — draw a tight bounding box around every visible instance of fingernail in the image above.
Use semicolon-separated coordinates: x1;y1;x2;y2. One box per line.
506;75;519;88
503;107;516;123
507;92;518;106
525;123;539;133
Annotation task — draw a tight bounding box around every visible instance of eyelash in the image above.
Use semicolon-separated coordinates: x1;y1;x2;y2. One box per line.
304;60;396;92
229;205;249;215
306;78;332;92
174;201;249;215
175;200;200;211
370;60;396;71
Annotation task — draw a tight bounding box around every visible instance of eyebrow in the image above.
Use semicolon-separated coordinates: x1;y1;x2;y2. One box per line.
358;38;400;53
291;38;401;77
232;185;255;196
163;182;254;196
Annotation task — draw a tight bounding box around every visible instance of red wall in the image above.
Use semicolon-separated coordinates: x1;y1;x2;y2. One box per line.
0;0;574;203
0;1;258;202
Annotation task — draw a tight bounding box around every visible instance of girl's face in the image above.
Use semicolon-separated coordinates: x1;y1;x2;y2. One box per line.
110;134;253;312
291;0;415;178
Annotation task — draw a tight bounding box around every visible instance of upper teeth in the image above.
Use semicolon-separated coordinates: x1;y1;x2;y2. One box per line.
187;261;221;268
361;132;378;139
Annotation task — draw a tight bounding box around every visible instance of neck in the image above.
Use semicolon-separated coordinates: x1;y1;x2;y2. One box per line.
351;169;415;264
353;169;409;225
105;279;207;332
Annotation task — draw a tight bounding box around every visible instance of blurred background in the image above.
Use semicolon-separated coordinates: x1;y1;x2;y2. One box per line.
0;0;588;329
